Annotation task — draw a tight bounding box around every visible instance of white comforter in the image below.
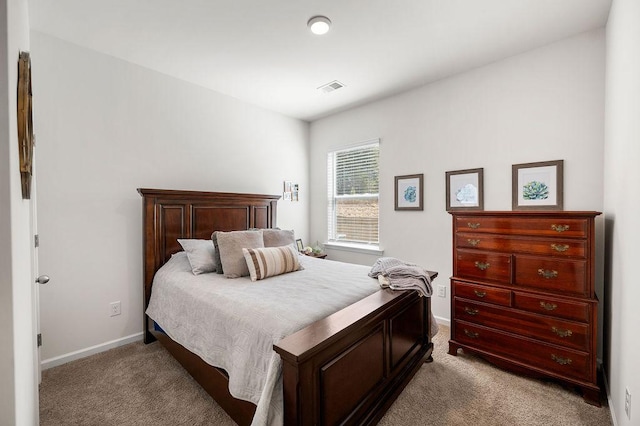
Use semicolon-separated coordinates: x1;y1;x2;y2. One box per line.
145;252;381;425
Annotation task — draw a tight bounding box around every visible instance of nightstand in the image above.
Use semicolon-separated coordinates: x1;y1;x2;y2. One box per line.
304;252;327;259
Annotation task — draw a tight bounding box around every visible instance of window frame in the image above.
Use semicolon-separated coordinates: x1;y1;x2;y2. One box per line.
327;139;381;253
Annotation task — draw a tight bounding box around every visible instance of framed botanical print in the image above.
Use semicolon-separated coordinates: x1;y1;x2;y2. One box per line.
512;160;563;210
395;174;424;211
446;168;484;211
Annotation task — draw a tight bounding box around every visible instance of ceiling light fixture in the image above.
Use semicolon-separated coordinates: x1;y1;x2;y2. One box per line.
307;16;331;35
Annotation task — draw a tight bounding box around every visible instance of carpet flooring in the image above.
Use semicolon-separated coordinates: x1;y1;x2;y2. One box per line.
40;326;612;425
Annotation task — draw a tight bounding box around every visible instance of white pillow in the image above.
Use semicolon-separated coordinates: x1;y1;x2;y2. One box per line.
178;239;216;275
242;244;302;282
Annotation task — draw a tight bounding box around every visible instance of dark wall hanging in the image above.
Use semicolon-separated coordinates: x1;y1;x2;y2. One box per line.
17;51;34;199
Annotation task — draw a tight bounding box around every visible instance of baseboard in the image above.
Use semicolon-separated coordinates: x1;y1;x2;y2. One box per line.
41;316;450;371
41;332;144;370
602;366;619;426
39;316;448;370
434;315;450;327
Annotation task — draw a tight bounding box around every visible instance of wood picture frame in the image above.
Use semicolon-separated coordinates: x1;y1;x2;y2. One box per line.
17;51;34;199
445;168;484;211
512;160;563;210
296;238;304;252
283;181;292;201
395;174;424;211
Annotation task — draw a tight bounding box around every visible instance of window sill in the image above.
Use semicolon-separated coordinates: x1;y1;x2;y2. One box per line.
324;242;384;256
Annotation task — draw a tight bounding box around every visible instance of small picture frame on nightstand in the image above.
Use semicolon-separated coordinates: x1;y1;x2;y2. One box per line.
296;239;304;252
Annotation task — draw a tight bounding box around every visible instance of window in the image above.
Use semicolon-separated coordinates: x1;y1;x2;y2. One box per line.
327;140;379;248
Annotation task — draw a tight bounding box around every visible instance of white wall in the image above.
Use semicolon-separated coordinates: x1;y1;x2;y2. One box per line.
0;1;15;417
604;0;640;424
31;32;310;362
310;30;605;326
1;0;39;424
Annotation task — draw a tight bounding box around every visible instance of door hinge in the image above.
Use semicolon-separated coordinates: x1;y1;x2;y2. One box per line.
37;333;42;347
34;234;39;248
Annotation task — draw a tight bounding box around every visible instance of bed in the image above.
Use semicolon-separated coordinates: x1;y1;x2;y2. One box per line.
139;188;436;425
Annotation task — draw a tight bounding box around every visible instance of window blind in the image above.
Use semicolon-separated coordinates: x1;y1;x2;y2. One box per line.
327;141;379;245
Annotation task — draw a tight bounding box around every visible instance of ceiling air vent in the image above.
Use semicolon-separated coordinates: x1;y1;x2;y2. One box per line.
318;80;345;94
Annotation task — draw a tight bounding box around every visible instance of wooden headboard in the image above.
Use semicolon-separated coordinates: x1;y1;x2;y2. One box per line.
138;188;280;342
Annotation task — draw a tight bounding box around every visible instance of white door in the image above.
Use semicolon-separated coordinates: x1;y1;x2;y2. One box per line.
30;146;46;383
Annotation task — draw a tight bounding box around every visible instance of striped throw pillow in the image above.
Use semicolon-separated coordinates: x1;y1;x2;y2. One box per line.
242;245;301;282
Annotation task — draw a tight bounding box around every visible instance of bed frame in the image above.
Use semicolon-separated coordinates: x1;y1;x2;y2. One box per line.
139;188;434;425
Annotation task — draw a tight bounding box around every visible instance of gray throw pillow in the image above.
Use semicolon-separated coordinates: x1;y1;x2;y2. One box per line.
216;230;264;278
178;239;216;275
211;232;224;274
263;229;295;248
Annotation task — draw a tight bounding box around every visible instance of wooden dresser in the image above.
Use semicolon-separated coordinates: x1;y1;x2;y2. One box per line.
448;211;601;405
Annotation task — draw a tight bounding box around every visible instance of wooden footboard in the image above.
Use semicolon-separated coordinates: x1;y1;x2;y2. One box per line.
275;288;432;425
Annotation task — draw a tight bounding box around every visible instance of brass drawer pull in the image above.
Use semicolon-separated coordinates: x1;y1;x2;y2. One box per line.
550;244;569;252
551;224;570;233
551;354;572;365
537;269;558;279
464;307;479;316
475;261;490;271
468;239;480;247
464;329;479;339
551;327;573;338
474;290;486;298
467;222;481;229
540;301;558;311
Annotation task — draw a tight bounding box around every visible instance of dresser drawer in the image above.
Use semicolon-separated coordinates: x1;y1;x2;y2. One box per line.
513;292;591;323
453;281;511;307
454;299;589;351
514;256;587;296
454;321;592;382
456;233;586;258
455;217;588;238
455;250;512;284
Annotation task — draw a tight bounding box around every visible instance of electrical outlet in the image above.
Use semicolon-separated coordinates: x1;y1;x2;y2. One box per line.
437;285;446;298
625;388;631;419
110;301;121;317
